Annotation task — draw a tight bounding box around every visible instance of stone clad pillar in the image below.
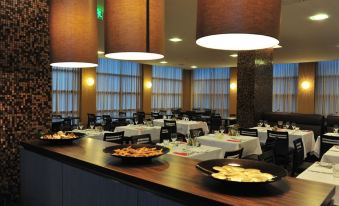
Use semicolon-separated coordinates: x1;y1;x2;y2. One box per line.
237;49;273;128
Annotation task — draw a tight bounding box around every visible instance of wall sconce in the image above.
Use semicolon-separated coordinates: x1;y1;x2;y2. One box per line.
145;81;152;89
230;83;237;90
301;81;310;90
86;77;95;86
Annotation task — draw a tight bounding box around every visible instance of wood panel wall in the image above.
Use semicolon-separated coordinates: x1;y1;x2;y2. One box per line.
182;70;192;111
142;64;152;113
80;68;97;126
297;62;316;114
229;67;237;115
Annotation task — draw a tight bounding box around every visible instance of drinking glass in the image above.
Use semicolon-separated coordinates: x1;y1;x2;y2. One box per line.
277;121;283;128
258;120;263;127
219;125;225;134
78;122;84;130
90;122;95;129
185;135;190;143
264;121;270;128
334;125;339;133
171;133;177;143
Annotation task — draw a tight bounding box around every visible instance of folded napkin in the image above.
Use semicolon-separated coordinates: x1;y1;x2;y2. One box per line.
173;152;189;156
226;139;241;143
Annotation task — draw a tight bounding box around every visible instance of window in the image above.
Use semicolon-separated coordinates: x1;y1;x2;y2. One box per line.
152;66;182;111
272;63;298;112
192;68;230;117
315;60;339;116
52;67;80;117
96;58;141;116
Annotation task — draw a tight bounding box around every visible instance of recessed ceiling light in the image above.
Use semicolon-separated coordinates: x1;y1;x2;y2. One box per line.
229;54;238;58
309;13;329;21
273;44;282;48
160;61;168;64
97;51;104;54
191;65;198;69
169;37;183;42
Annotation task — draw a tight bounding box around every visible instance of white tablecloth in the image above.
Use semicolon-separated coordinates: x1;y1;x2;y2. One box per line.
197;134;262;157
158;142;223;161
253;127;315;157
114;125;161;142
314;133;339;158
321;146;339;164
153;119;209;135
72;129;114;141
297;162;339;205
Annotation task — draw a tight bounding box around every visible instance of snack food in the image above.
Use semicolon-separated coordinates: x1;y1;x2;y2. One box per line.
211;165;274;182
41;131;77;139
112;146;163;157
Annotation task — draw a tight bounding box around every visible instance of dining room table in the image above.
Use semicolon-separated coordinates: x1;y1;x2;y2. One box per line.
252;126;315;157
152;119;209;135
71;129;115;141
320;145;339;164
297;162;339;205
314;132;339;158
196;133;262;157
114;124;161;142
157;141;223;161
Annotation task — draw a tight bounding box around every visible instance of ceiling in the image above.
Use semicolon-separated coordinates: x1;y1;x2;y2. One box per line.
98;0;339;69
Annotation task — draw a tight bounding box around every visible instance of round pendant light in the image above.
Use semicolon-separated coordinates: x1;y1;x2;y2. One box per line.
196;0;281;51
104;0;164;61
50;0;98;68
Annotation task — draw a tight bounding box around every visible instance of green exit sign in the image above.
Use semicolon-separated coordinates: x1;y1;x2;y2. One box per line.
97;6;104;20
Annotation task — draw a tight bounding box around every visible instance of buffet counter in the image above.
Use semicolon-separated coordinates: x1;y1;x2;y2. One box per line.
20;138;334;206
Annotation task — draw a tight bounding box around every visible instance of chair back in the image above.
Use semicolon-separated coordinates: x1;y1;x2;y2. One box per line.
103;131;124;144
151;112;161;119
269;131;289;156
164;120;177;133
160;127;172;142
87;113;96;127
224;148;243;159
320;134;339;157
210;116;222;132
293;138;304;170
130;134;152;144
62;117;72;131
159;110;167;116
259;150;275;164
52;114;62;119
119;112;126;117
265;130;279;150
189;128;204;138
239;128;258;137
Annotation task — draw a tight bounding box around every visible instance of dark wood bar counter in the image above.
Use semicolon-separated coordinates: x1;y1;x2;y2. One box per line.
20;138;334;206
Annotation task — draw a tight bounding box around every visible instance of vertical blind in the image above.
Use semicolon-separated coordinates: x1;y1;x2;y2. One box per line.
96;58;141;116
52;67;80;117
152;66;182;111
272;63;298;112
315;60;339;116
192;68;230;117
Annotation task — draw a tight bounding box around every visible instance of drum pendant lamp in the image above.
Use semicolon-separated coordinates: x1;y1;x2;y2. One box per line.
196;0;281;51
104;0;164;61
50;0;98;68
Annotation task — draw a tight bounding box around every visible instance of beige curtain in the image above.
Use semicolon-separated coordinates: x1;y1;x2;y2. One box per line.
315;60;339;116
152;66;182;111
96;58;141;116
52;67;80;117
193;68;230;117
272;63;298;112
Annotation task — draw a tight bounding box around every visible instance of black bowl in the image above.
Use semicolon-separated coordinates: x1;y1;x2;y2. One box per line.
196;159;287;185
39;132;85;144
103;144;169;163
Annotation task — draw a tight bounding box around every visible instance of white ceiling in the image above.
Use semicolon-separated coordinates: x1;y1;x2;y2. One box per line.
98;0;339;69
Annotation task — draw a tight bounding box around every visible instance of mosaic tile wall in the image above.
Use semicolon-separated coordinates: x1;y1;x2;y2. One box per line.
0;0;51;200
237;49;273;128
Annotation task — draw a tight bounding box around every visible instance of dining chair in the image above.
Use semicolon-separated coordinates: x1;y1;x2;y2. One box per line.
189;128;204;138
103;131;125;144
62;117;72;131
267;131;292;168
119;111;126;117
160;127;172;143
239;128;258;137
130;134;152;144
224;148;244;159
151;112;161;119
320;134;339;158
87;113;96;128
292;138;312;176
258;150;275;164
210;116;222;133
164;120;185;141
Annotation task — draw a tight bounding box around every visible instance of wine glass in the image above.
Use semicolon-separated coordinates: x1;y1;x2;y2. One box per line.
171;133;177;143
264;121;270;128
277;121;283;128
90;122;95;129
291;122;296;130
78;122;83;130
334;125;339;133
219;125;225;134
258;120;263;127
185;134;190;144
285;121;290;129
